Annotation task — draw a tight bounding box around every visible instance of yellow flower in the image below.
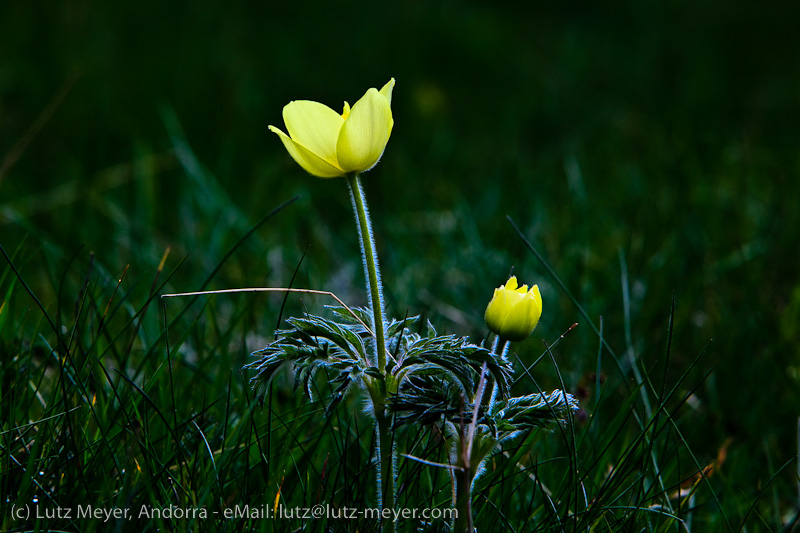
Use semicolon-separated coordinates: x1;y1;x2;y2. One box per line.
268;79;395;178
484;276;542;342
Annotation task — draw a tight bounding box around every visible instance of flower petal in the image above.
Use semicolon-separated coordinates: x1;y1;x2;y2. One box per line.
500;300;534;341
269;126;345;178
530;284;542;307
379;78;395;106
486;288;522;332
484;279;541;341
507;285;543;340
282;100;344;167
336;88;393;173
484;288;512;333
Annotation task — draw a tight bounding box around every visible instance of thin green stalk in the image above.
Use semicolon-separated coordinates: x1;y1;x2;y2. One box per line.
346;173;387;372
454;460;474;533
346;173;394;532
487;337;509;416
456;339;506;532
375;407;396;528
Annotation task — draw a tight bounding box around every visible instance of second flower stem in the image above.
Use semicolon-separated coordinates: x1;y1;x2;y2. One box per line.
347;173;388;372
487;337;509;415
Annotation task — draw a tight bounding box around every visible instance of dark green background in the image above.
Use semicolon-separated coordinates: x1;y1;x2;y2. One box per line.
3;0;799;519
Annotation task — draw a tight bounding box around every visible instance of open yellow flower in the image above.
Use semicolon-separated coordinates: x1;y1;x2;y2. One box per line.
484;276;542;342
268;79;395;178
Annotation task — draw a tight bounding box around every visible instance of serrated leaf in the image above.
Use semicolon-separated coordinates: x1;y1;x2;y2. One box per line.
363;366;385;380
325;305;373;329
493;390;579;438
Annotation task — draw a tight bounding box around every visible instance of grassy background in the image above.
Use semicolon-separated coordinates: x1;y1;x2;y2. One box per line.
2;0;800;530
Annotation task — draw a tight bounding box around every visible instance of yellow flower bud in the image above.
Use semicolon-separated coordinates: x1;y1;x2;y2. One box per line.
268;79;395;178
484;276;542;342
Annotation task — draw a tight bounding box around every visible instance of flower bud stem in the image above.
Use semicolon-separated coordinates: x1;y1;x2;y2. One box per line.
487;337;508;416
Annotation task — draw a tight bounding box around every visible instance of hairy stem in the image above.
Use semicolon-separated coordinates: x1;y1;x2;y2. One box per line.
456;360;492;533
456;339;508;531
375;407;396;532
487;337;509;415
347;173;387;372
454;460;474;533
347;173;394;531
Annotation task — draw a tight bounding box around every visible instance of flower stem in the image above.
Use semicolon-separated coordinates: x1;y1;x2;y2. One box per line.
346;173;387;372
347;173;394;532
454;461;474;533
456;339;508;532
376;408;396;532
455;361;489;533
487;337;509;415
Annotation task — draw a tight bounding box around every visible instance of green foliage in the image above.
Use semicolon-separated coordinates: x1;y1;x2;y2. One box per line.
247;307;516;417
3;0;800;530
493;391;579;439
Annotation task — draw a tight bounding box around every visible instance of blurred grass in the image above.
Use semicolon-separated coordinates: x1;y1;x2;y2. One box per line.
2;0;800;530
